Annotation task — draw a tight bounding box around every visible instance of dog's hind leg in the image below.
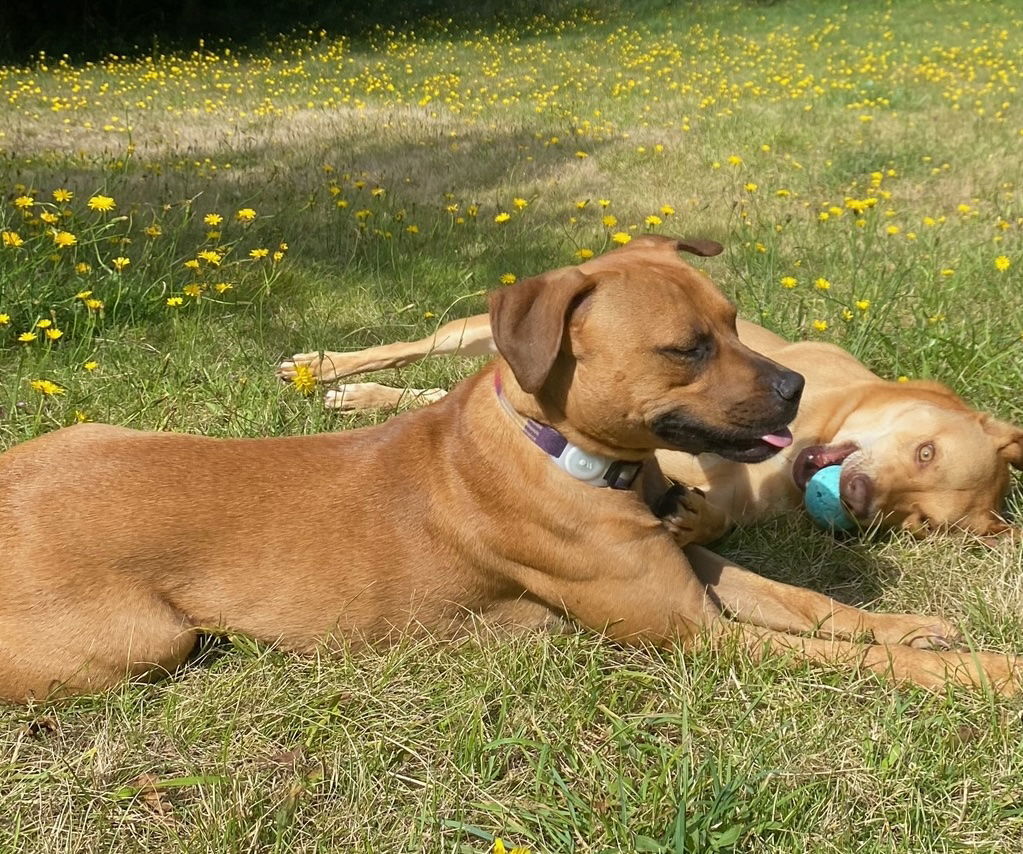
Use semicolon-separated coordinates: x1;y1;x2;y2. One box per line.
323;383;447;411
278;313;494;383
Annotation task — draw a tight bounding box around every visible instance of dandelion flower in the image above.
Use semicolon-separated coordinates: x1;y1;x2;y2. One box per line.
744;182;758;192
18;331;37;342
85;298;104;310
76;290;93;300
166;296;184;307
575;200;588;209
995;256;1012;271
40;212;59;225
29;379;64;395
184;259;200;271
814;277;831;291
602;214;618;228
645;215;662;227
886;225;901;236
144;224;162;238
52;188;73;203
2;230;25;248
780;276;797;289
512;198;528;210
406;225;419;234
812;319;828;332
291;363;316;396
727;155;743;166
204;213;224;226
14;195;34;209
235;208;257;222
36;319;52;329
183;284;203;298
249;248;269;259
494;212;511;223
575;248;594;260
574;151;588;158
598;199;611;208
0;313;9;325
75;262;91;274
214;282;234;293
855;299;870;310
45;328;63;340
611;232;632;245
499;273;517;284
660;204;675;216
112;256;130;272
52;230;77;248
84;361;99;371
87;194;115;212
198;249;221;265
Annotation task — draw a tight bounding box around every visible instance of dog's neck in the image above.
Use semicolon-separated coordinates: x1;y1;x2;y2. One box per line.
493;369;643;489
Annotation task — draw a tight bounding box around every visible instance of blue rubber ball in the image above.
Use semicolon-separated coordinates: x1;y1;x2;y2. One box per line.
803;465;858;533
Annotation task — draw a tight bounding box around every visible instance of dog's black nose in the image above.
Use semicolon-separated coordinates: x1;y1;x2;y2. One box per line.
772;369;804;403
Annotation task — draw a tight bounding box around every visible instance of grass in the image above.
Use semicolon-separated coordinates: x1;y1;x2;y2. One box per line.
1;0;1023;849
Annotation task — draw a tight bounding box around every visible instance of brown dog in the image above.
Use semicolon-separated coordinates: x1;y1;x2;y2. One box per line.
280;252;1022;539
0;237;1017;702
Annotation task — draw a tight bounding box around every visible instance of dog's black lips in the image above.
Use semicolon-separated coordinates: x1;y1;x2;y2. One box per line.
791;442;859;490
649;411;793;463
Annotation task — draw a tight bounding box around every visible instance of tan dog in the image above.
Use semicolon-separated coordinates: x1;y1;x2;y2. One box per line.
1;237;1017;703
280;251;1022;539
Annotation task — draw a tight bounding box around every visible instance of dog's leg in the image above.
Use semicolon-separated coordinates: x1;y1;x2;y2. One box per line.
278;314;494;383
716;622;1019;695
685;544;960;649
323;383;447;411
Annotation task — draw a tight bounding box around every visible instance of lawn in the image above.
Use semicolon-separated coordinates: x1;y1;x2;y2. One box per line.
1;0;1022;850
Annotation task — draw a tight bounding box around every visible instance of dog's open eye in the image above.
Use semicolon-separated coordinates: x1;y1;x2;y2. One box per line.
916;442;935;465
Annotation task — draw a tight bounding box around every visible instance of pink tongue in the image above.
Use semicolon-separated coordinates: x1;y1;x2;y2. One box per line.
760;428;793;448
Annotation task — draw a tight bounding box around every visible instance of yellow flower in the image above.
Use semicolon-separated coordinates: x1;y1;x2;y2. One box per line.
0;313;9;325
499;273;517;284
249;248;270;259
84;361;99;371
371;187;385;197
814;277;831;291
780;276;797;289
897;375;909;383
855;299;870;310
76;289;93;300
818;212;830;222
183;283;203;298
575;248;594;260
602;214;618;228
235;208;257;222
886;224;901;235
611;232;632;245
598;199;611;207
841;309;853;321
291;363;315;395
660;204;675;216
775;189;791;197
940;268;955;277
166;296;184;307
512;197;528;210
744;182;758;192
493;839;507;854
574;151;588;158
36;319;52;329
494;212;511;223
40;212;59;225
52;188;73;203
727;155;743;166
198;249;222;265
145;224;162;238
184;259;201;270
214;282;234;293
85;298;104;310
18;331;37;342
87;194;115;212
204;213;224;226
645;214;662;227
2;230;24;248
994;255;1012;271
52;230;77;248
922;216;937;227
45;328;63;340
812;319;828;332
423;311;435;318
14;195;34;209
29;379;64;395
273;251;285;262
75;262;91;274
406;224;419;234
74;410;89;422
112;256;130;272
575;200;588;209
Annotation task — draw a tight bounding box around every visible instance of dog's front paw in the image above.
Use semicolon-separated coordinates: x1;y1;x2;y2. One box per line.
654;482;731;546
871;614;962;650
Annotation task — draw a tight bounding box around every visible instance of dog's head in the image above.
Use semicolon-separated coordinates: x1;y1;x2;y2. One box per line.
792;380;1023;537
488;235;804;463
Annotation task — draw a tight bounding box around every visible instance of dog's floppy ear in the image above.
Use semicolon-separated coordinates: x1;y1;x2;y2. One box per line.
623;234;724;257
981;415;1023;470
489;268;595;394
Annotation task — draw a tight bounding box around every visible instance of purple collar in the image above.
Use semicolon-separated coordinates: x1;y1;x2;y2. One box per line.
493;372;642;490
